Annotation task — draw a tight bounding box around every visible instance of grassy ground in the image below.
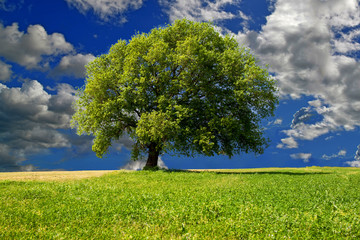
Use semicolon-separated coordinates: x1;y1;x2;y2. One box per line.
1;167;360;239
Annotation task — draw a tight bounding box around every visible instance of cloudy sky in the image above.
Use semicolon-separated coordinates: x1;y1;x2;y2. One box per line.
0;0;360;171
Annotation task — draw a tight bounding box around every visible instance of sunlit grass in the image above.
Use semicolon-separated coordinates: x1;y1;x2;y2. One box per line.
1;167;360;239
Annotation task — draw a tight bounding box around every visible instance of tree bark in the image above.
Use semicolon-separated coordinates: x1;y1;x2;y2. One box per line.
145;142;159;168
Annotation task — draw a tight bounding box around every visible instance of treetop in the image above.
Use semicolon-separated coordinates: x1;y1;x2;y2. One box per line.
71;19;278;164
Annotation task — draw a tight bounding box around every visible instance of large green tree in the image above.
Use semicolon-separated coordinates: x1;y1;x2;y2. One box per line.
71;19;278;168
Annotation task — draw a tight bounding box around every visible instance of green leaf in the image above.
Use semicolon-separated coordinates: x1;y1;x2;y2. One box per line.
71;19;278;163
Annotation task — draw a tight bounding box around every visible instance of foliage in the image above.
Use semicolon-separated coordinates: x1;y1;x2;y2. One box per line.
71;19;278;163
1;167;360;239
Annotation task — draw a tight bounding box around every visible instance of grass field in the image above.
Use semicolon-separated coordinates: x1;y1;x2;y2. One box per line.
1;167;360;239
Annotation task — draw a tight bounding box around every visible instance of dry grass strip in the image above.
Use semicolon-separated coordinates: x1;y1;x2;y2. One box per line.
0;170;117;181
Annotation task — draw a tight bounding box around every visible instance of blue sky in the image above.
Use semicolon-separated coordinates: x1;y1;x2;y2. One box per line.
0;0;360;171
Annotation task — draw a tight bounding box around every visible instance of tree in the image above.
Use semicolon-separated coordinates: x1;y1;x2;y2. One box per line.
71;19;278;168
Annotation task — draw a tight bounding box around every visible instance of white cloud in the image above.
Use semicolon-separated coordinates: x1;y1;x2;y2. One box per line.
0;80;75;171
290;153;312;163
322;149;347;160
159;0;243;23
286;122;334;141
236;0;360;96
51;53;95;78
0;143;36;171
278;121;338;149
333;28;360;54
269;118;282;126
0;80;138;171
0;22;96;79
234;0;360;147
338;150;347;156
0;23;73;69
0;60;12;81
291;107;323;128
355;145;360;161
346;144;360;167
267;118;283;126
308;99;322;108
325;136;334;141
65;0;144;23
0;80;73;139
277;103;339;149
347;161;360;167
273;119;282;125
276;137;298;149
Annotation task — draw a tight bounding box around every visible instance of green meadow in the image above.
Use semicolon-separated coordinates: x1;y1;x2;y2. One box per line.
1;167;360;239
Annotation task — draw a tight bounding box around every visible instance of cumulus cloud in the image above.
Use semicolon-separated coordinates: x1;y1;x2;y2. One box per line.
0;22;96;80
355;145;360;161
277;137;298;149
346;145;360;167
0;143;35;172
268;118;282;126
234;0;360;148
347;161;360;167
277;103;339;148
0;80;139;171
277;103;340;149
290;153;312;163
322;150;347;160
236;0;360;98
0;23;73;69
0;80;76;171
333;29;360;54
121;156;168;170
0;81;78;130
65;0;144;23
0;60;12;81
159;0;244;23
51;53;95;78
291;107;324;128
273;119;282;125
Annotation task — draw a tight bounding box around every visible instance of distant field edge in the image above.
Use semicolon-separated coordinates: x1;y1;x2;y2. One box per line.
0;170;121;181
187;166;359;172
1;166;359;181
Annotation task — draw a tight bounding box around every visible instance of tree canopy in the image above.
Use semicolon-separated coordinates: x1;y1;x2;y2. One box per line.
71;19;278;168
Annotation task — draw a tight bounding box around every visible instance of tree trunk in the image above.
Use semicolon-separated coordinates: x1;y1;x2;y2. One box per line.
145;142;159;168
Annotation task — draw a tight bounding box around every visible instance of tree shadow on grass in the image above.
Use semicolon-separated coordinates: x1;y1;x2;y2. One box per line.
164;169;332;176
